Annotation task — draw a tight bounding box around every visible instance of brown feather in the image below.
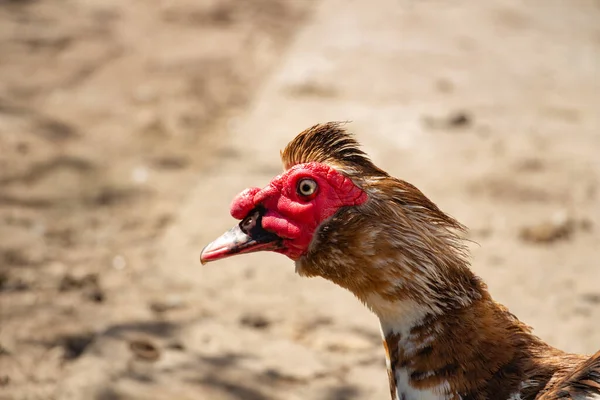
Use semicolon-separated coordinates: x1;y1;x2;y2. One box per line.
537;350;600;399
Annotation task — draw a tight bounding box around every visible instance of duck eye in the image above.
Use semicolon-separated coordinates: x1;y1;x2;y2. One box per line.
297;178;318;197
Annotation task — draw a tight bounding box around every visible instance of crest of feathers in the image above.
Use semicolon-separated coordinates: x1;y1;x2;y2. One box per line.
281;122;387;177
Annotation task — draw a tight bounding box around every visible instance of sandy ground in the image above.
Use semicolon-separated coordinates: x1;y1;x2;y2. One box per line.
1;0;599;399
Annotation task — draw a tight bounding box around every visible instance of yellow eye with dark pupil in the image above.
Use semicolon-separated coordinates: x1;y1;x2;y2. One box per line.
297;179;317;197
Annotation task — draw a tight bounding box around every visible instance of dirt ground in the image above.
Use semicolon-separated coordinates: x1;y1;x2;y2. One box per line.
1;0;599;399
0;0;315;398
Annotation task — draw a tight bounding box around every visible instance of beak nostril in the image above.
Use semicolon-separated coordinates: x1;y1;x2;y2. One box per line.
240;209;260;234
242;217;253;231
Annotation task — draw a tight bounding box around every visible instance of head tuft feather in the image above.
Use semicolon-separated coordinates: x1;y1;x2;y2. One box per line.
281;122;386;176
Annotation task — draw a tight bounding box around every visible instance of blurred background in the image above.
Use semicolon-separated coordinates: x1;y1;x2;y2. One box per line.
1;0;599;399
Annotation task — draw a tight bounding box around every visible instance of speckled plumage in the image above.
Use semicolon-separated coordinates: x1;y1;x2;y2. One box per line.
281;123;600;400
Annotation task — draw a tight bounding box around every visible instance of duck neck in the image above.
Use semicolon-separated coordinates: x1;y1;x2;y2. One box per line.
367;281;553;400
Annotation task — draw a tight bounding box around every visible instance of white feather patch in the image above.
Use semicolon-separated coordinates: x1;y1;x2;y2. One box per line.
396;368;455;400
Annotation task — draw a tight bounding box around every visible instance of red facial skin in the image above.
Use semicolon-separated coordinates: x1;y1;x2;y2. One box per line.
230;162;368;260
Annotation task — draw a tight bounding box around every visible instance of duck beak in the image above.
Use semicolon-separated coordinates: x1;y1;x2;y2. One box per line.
200;208;282;264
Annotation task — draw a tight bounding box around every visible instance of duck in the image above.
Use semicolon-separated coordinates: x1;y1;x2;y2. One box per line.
200;122;600;400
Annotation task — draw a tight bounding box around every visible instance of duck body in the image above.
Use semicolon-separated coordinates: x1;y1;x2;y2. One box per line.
200;123;600;399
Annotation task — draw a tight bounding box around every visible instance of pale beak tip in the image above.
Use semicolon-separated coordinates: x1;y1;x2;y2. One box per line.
200;241;212;265
199;244;212;265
